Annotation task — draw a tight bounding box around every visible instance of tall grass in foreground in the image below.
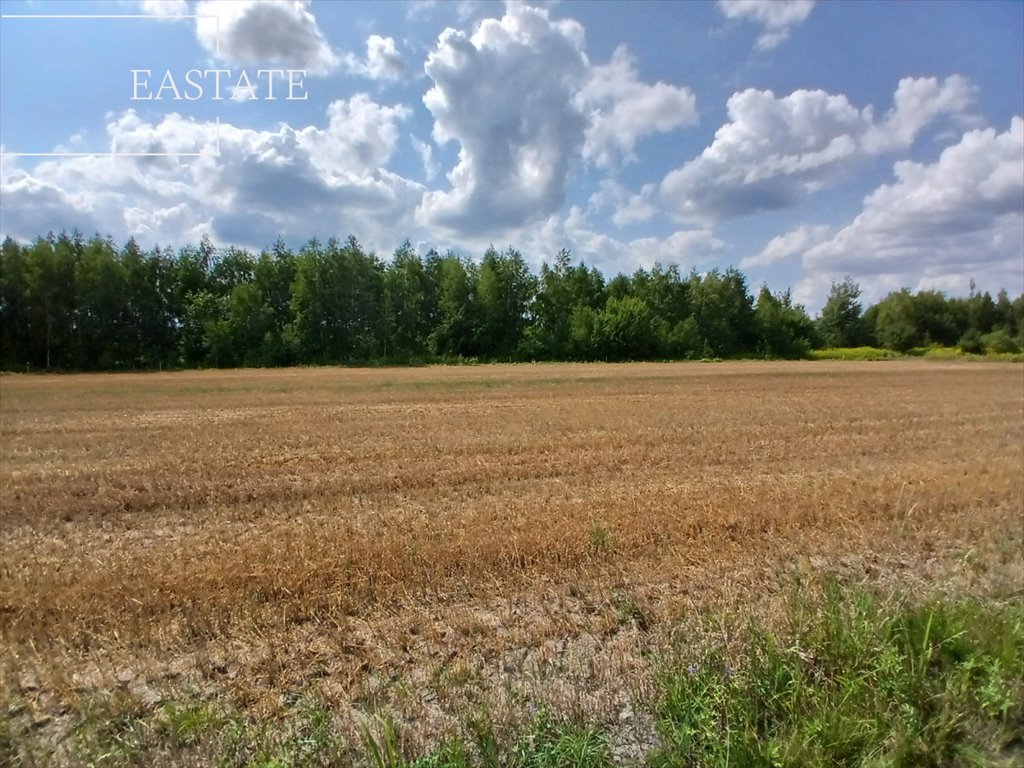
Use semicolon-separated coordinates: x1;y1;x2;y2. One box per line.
649;582;1024;768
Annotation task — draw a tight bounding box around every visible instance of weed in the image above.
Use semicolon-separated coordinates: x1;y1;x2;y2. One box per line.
157;701;223;746
649;581;1024;768
612;593;650;632
507;709;613;768
588;523;614;556
364;715;407;768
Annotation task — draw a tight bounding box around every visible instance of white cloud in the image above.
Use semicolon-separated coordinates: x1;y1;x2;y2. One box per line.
661;87;865;223
418;3;695;234
578;45;697;169
0;100;423;252
741;223;830;269
343;35;406;81
410;135;439;181
717;0;815;50
417;3;589;233
631;230;725;267
195;0;338;75
509;206;722;277
801;118;1024;307
862;75;977;154
587;179;658;228
138;0;190;16
660;77;975;224
0;168;102;238
296;94;411;176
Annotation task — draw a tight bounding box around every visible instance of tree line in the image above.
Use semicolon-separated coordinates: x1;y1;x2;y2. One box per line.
0;232;1021;371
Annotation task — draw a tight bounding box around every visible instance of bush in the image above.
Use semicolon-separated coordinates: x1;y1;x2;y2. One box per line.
982;328;1022;354
808;346;899;361
959;328;986;355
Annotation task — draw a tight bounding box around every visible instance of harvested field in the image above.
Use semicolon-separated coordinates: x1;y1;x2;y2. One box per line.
1;360;1022;764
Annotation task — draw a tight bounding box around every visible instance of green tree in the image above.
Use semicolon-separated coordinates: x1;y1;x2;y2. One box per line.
173;242;212;331
23;233;78;369
251;240;297;365
873;289;920;352
121;240;177;368
526;250;606;360
179;289;230;367
287;236;383;363
225;282;276;366
529;249;575;359
817;277;865;348
690;268;756;358
994;289;1017;335
209;246;255;297
633;264;692;326
911;290;959;346
383;241;428;360
0;237;29;368
568;304;602;359
597;295;659;360
474;246;537;359
429;253;477;358
755;285;816;359
72;236;127;369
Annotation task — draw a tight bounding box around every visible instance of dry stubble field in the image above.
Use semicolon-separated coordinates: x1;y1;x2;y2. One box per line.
1;360;1022;762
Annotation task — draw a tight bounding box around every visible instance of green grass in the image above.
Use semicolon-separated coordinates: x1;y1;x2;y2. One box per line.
648;581;1024;768
403;710;613;768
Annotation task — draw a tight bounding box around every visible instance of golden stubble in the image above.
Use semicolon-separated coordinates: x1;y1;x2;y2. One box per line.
2;360;1022;751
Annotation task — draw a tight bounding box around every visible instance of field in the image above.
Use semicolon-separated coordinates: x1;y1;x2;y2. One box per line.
2;360;1022;765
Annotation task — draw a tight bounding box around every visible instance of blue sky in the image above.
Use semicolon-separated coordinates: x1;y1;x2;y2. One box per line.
0;0;1021;311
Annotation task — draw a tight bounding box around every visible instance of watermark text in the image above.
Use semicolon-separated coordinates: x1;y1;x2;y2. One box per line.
130;68;308;101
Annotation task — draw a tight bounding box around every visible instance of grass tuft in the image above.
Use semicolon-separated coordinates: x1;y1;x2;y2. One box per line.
649;580;1024;768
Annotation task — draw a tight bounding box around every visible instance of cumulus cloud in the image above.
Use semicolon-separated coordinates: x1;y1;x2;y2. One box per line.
740;224;830;269
578;45;697;169
660;76;975;224
862;75;977;153
195;0;338;74
296;94;411;176
417;3;589;233
717;0;815;50
0;99;422;251
0;168;102;238
418;3;695;234
588;179;658;228
629;229;725;267
509;205;722;277
800;118;1024;306
343;35;406;81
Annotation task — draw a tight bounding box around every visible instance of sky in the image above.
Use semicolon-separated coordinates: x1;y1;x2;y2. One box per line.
0;0;1021;312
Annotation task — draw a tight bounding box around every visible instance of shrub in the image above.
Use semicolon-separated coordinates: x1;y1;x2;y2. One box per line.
959;328;986;355
982;328;1022;354
808;346;898;361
